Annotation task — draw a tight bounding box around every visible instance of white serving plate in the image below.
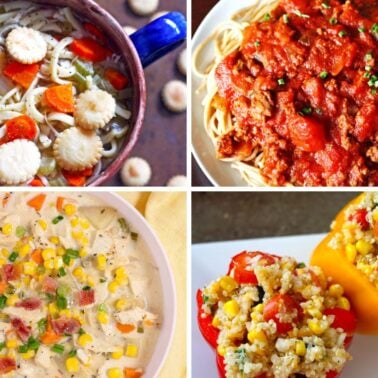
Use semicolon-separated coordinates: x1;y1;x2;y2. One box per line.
191;234;377;377
93;193;176;378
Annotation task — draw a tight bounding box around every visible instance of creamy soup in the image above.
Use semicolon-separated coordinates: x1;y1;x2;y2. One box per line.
0;1;132;187
0;192;162;377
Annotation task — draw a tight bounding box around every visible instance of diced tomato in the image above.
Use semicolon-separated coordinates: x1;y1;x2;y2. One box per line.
2;264;20;282
41;276;58;294
324;308;357;334
0;357;16;374
290;116;326;152
349;208;369;230
354;103;378;142
15;297;42;310
326;370;339;378
263;294;303;334
197;289;219;348
228;251;278;285
51;316;81;335
11;317;32;341
78;289;95;306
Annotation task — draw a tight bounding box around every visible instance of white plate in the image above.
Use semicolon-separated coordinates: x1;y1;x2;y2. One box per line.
93;193;176;378
192;0;266;186
191;234;377;377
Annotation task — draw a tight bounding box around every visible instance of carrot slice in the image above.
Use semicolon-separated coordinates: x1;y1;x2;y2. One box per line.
116;323;135;333
27;194;46;211
56;197;65;212
4;115;37;143
105;68;129;90
124;368;142;378
62;168;93;187
31;249;43;265
0;281;8;295
3;61;39;89
70;38;112;62
44;84;75;113
83;23;107;44
29;178;45;187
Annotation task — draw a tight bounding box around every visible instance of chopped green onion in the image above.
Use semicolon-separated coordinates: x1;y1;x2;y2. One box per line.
98;303;107;312
82;286;91;291
27;337;40;351
15;226;26;238
56;295;67;310
118;218;130;232
8;252;18;262
277;78;285;86
68;349;77;357
0;295;6;309
62;254;71;266
65;249;79;258
283;14;289;24
296;262;306;268
18;344;29;353
131;232;139;241
58;267;66;277
371;23;378;33
322;2;331;9
52;215;64;225
51;344;65;354
57;286;70;297
38;318;47;333
358;26;366;33
301;106;312;115
338;30;347;37
254;41;261;47
99;278;107;283
263;13;271;21
329;17;337;25
137;325;144;333
364;72;371;78
319;71;328;79
78;328;86;335
0;342;5;351
293;10;310;18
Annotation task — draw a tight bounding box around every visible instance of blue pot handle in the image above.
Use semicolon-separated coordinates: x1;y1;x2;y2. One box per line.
129;12;187;68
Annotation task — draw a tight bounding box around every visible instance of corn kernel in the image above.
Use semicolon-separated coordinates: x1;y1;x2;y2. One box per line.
329;284;344;297
346;243;357;262
217;345;226;357
49;236;60;245
219;276;238;292
44;259;54;270
42;248;56;260
2;224;12;236
70;217;79;227
79;219;90;229
53;257;63;270
356;239;373;255
0;258;6;266
1;249;8;258
373;209;378;222
107;368;122;378
19;244;31;258
254;304;264;313
111;346;124;359
38;220;47;230
212;316;221;328
56;247;65;256
308;319;325;335
23;261;37;275
295;340;306;356
72;231;83;240
125;344;138;358
87;275;95;287
7;350;16;359
247;329;267;344
97;312;109;324
7;295;19;306
64;204;77;216
223;300;239;318
209;282;220;294
79;248;88;258
59;309;72;318
49;303;59;316
20;350;35;360
337;297;351;311
78;333;93;347
115;299;127;311
22;276;31;286
73;267;86;280
6;339;19;349
97;254;107;270
108;280;119;293
66;357;80;373
307;308;322;319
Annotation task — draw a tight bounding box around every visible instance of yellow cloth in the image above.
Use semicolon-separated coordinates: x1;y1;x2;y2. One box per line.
118;192;187;378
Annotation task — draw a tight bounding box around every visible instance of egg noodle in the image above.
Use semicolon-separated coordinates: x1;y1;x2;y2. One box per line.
193;0;288;187
0;1;132;186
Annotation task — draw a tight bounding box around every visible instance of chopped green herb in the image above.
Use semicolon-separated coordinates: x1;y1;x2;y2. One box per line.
0;295;7;309
283;14;289;24
254;41;261;47
301;106;313;115
118;218;130;232
263;13;271;21
137;325;144;333
52;215;64;225
98;303;107;312
130;232;139;241
358;26;366;33
203;295;209;303
68;349;77;357
322;2;331;9
365;52;373;61
62;254;71;266
338;30;347;37
0;342;5;351
65;249;79;258
27;337;40;351
99;278;107;283
82;286;91;291
364;72;371;79
45;292;54;301
56;295;67;310
51;344;65;354
8;251;18;262
277;78;285;86
78;328;86;335
293;10;310;18
18;344;29;353
15;226;26;238
37;318;47;333
371;23;378;33
58;267;66;277
296;262;306;268
57;286;70;297
329;17;337;25
319;71;328;79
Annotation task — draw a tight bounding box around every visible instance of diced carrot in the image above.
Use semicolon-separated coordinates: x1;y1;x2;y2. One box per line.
105;68;129;90
124;368;143;378
31;249;43;265
27;194;46;212
116;323;135;333
44;84;75;113
374;222;378;237
0;281;8;295
83;23;107;44
2;193;11;208
40;329;62;345
3;61;39;89
4;115;37;143
62;168;93;187
56;197;65;212
70;38;112;62
29;178;45;187
143;319;155;327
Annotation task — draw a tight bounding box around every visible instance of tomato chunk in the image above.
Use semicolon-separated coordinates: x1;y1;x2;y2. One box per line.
349;208;369;230
290;116;326;152
324;308;357;334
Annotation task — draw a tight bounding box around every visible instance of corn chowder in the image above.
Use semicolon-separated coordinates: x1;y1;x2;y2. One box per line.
198;252;357;378
0;192;162;377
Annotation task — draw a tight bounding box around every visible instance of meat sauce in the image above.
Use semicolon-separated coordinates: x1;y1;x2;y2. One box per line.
215;0;378;186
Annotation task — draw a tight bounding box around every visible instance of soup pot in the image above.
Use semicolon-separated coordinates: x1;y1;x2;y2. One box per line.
30;0;187;186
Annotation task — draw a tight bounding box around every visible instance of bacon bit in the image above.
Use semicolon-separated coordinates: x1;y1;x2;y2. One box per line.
51;316;81;335
0;357;16;374
15;297;42;311
2;264;21;282
11;318;32;342
2;193;11;208
41;276;58;294
116;323;135;333
77;289;95;306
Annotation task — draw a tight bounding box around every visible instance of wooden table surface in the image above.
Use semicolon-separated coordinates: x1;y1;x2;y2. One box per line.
96;0;187;186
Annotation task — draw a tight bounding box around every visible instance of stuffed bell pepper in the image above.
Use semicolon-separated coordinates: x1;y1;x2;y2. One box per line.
311;192;378;333
197;251;356;378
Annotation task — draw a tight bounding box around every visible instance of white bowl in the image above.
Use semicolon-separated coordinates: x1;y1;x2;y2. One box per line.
92;192;176;377
192;0;271;187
